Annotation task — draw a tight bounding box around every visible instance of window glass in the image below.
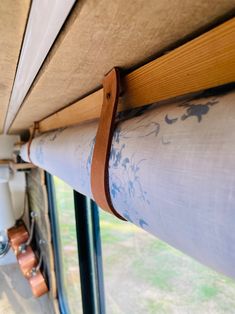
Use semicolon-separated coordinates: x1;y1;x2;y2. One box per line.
100;210;235;314
53;176;82;314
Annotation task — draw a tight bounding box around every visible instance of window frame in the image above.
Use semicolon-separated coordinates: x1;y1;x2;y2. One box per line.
46;173;106;314
74;191;106;314
46;173;70;314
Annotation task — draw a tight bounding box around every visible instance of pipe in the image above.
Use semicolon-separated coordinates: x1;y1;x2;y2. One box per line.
21;89;235;280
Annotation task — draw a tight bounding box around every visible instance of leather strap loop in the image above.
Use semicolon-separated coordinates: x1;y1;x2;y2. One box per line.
27;122;39;164
91;68;125;220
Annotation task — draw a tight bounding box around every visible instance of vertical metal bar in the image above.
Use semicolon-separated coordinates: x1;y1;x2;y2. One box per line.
73;191;106;314
91;201;106;314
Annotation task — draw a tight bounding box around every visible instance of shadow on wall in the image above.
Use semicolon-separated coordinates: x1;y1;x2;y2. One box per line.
0;264;53;313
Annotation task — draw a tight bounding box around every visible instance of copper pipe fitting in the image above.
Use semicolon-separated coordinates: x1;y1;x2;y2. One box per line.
17;245;37;277
28;269;48;297
8;224;29;253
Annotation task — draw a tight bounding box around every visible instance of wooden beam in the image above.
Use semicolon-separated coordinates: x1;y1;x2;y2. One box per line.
9;161;36;171
39;18;235;133
0;159;12;165
0;159;35;170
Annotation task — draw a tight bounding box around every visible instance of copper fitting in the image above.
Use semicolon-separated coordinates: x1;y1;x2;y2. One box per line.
8;224;29;253
17;245;37;277
28;269;48;297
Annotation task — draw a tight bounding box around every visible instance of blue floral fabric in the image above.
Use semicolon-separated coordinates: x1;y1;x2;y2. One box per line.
21;90;235;280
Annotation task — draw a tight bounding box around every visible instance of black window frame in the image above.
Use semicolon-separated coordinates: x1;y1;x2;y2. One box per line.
46;173;106;314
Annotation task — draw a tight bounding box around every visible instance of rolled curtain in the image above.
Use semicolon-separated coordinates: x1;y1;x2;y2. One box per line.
21;90;235;279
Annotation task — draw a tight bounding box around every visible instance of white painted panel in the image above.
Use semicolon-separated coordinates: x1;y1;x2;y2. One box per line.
0;182;15;230
9;172;26;220
0;248;17;266
0;135;19;159
0;167;26;223
4;0;75;133
0;135;26;222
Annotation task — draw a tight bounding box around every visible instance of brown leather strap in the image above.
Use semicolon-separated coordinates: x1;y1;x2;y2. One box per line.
91;68;125;220
27;122;39;164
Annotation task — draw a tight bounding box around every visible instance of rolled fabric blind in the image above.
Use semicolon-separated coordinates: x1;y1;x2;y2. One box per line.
21;90;235;279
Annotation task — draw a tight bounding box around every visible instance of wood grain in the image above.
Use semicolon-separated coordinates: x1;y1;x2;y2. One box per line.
10;0;235;133
0;1;30;133
27;168;59;311
9;162;36;171
39;18;235;133
0;159;11;165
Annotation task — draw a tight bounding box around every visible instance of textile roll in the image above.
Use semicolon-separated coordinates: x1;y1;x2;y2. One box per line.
21;89;235;279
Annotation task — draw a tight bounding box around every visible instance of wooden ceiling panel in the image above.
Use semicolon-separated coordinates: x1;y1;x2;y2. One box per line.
0;1;30;133
10;0;235;133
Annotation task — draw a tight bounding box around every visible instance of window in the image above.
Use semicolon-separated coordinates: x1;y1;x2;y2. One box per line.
48;174;235;314
47;174;105;314
99;210;235;313
48;176;82;314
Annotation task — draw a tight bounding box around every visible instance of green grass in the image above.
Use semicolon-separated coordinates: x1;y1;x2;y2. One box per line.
53;177;82;314
198;285;218;300
54;176;235;314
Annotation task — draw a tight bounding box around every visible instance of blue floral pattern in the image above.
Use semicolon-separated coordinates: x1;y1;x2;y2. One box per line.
20;90;235;280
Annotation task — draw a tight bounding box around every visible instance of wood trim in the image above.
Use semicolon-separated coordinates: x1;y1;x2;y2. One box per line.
0;160;35;170
39;18;235;133
9;162;36;171
0;159;12;165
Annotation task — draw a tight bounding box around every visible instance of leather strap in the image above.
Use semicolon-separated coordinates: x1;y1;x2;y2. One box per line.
91;68;125;220
27;122;39;164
